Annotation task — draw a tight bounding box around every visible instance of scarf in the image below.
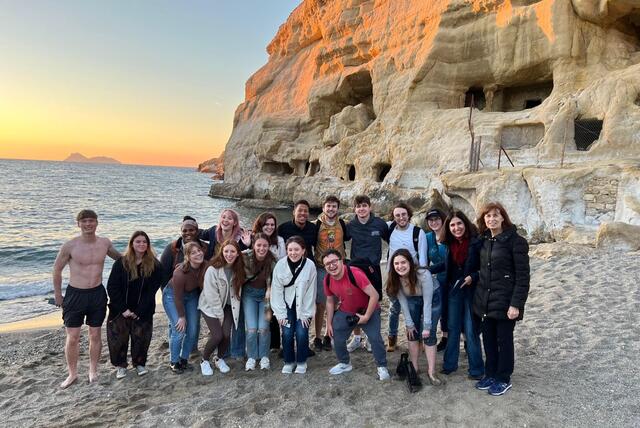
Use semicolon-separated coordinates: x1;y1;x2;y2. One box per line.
450;237;469;268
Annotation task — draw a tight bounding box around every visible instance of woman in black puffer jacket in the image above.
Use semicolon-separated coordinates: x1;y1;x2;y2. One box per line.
472;202;530;397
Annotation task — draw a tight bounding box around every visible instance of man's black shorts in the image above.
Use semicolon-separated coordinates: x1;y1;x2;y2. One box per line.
62;285;107;328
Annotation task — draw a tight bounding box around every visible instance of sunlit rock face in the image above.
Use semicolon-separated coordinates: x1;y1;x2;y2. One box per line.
212;0;640;242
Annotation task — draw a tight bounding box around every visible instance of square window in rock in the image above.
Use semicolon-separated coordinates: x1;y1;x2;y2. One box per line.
261;161;293;175
574;118;603;151
307;161;320;177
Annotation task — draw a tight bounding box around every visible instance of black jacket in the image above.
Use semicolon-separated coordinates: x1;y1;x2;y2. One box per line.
446;237;482;300
107;257;164;321
473;226;530;321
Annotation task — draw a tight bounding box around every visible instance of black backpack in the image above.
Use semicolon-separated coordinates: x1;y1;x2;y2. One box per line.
388;222;421;255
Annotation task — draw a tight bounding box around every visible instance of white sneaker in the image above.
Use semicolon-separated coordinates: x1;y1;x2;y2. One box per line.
377;366;391;381
245;358;256;371
281;363;295;374
215;358;230;374
346;336;362;353
329;362;353;375
200;360;214;376
135;365;148;376
260;357;270;370
294;363;307;374
116;367;127;379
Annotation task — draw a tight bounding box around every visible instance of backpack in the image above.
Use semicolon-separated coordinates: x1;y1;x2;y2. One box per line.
323;263;358;292
388;222;421;253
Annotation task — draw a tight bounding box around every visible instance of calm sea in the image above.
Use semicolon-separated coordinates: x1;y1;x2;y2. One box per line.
0;159;290;323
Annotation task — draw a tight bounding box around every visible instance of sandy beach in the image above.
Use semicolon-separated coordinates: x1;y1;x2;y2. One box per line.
0;243;638;427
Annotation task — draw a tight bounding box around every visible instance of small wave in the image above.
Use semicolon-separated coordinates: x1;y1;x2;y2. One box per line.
0;282;54;300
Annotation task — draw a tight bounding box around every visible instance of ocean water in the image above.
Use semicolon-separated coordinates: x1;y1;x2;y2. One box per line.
0;159;290;323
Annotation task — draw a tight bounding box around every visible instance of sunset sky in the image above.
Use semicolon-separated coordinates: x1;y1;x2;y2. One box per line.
0;1;300;167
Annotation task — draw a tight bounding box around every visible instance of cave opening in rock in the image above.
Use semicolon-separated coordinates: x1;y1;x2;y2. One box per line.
262;161;294;175
311;69;376;127
574;118;603;151
307;161;320;177
375;163;391;182
347;164;356;181
494;81;553;111
635;94;640;107
465;88;485;110
525;99;542;109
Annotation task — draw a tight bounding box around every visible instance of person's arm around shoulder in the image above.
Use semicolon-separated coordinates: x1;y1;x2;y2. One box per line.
509;235;530;320
52;241;72;306
380;218;390;243
105;238;121;260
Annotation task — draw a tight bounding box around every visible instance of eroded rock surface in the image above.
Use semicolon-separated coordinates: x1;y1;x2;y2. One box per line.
212;0;640;243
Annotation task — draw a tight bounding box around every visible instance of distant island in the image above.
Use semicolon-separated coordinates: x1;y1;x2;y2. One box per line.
63;153;121;164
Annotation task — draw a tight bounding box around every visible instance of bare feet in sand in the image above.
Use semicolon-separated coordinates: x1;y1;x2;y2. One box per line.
60;375;77;389
89;371;98;384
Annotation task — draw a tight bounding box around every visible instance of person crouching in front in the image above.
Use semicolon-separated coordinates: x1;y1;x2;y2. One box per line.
323;249;390;380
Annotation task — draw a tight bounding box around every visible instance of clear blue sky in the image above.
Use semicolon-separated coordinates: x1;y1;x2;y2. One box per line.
0;0;301;166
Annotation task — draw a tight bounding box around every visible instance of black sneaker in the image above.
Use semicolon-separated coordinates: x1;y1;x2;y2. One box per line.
170;362;184;374
322;335;332;351
308;348;316;357
440;368;455;375
313;338;323;352
179;358;193;371
436;337;448;352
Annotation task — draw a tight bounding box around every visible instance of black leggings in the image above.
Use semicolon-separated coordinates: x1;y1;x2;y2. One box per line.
202;306;233;361
481;318;516;384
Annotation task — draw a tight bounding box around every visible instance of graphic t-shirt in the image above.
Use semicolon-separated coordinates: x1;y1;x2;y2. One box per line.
315;218;346;266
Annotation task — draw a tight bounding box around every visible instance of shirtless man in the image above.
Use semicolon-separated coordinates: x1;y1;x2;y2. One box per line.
53;210;120;389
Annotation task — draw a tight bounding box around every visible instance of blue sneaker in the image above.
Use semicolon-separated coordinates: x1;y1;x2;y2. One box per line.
475;377;495;390
488;382;512;396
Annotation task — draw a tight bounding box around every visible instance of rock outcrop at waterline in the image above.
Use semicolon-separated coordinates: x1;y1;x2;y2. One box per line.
198;152;224;180
210;0;640;243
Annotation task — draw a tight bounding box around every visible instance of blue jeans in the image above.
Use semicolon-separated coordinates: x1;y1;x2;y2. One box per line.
333;309;387;367
388;297;401;337
242;286;270;360
229;300;246;359
443;285;484;377
162;287;199;364
281;304;309;364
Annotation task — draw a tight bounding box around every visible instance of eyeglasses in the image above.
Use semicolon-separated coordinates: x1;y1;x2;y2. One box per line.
324;259;340;268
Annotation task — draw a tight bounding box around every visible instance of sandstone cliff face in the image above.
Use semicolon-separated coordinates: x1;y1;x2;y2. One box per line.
212;0;640;242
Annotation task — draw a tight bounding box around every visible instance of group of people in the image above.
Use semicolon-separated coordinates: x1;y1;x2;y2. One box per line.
53;195;530;397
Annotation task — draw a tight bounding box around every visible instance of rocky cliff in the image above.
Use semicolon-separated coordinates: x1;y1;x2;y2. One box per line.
198;152;224;180
211;0;640;243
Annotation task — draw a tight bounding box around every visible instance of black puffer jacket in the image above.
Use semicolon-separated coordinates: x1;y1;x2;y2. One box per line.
473;226;530;321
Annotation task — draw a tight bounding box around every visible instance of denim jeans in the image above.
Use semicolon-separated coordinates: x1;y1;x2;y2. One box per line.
443;285;484;377
229;301;246;359
388;297;401;337
162;286;199;364
242;286;270;360
281;303;309;364
333;309;387;367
